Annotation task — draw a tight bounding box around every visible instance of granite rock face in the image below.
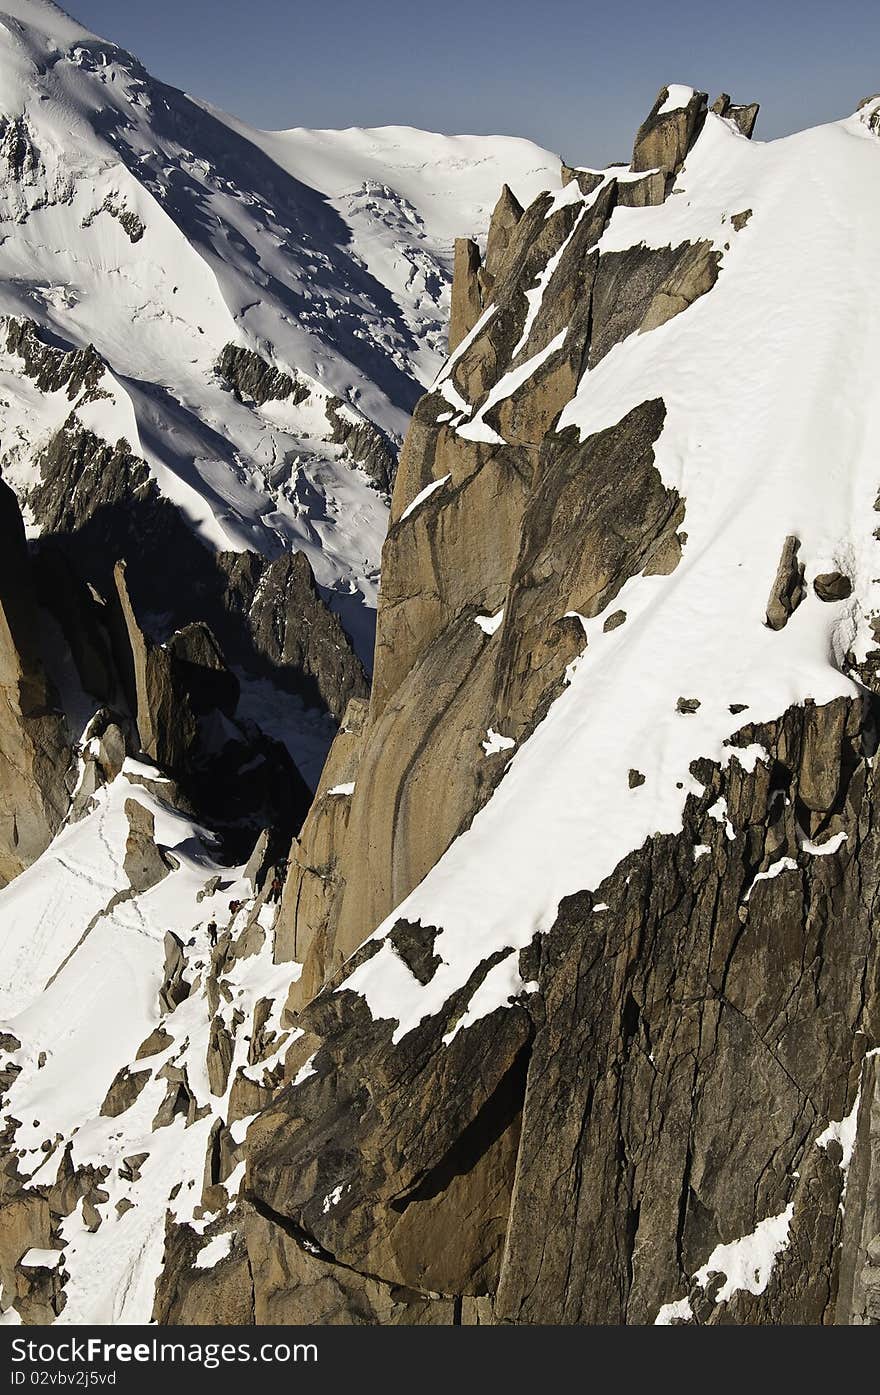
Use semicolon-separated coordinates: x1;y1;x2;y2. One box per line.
632;87;709;179
0;479;70;884
187;88;880;1331
272;111;723;984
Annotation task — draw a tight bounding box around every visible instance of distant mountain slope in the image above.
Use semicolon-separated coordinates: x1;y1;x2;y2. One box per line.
0;0;560;664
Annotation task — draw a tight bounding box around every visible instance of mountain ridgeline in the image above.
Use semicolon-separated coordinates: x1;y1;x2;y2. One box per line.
3;3;880;1324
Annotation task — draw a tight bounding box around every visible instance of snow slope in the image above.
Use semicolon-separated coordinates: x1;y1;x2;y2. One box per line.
0;760;298;1323
0;0;560;660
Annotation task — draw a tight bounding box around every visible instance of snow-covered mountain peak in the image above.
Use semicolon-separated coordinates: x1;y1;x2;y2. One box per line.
0;0;94;46
0;1;560;664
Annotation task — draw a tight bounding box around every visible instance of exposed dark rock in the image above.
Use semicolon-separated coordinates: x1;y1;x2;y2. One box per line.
158;932;190;1016
588;240;720;367
245;695;880;1324
496;696;874;1323
765;535;806;630
604;610;627;632
495;399;683;737
3;318;104;400
814;571;853;603
282;176;725;997
152;1064;206;1131
213;550;367;721
0;115;42;186
712;93;761;139
325;397;398;495
560;166;605;197
388;920;442;985
858;94;880;135
123;798;172;893
244;830;272;891
628;768;646;788
12;321;365;725
82;196;145;243
112;560;311;848
677;697;701;714
0;478;70;884
100;1066;151;1119
216;344;309;407
617;171;667;208
113;561;202;771
837;1054;880;1322
207;1019;235;1098
32;543;120;707
477;184;525;302
246;961;533;1297
136;1029;173;1061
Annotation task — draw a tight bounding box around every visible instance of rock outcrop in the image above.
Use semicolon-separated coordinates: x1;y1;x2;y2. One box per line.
0;479;69;884
449;237;483;351
632;87;709;179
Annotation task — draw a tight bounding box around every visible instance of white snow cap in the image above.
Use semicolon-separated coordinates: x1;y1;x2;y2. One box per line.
656;84;696;115
20;1247;65;1270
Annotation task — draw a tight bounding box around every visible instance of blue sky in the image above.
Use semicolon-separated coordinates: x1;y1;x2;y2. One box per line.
72;0;880;164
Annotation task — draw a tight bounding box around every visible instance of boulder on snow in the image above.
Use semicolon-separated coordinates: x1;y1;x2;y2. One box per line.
100;1065;151;1119
711;93;760;138
158;932;190;1016
813;571;853;602
123;798;172;893
765;535;806;630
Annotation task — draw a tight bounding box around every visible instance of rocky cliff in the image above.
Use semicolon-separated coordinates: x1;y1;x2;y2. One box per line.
98;85;880;1325
4;78;880;1327
0;477;69;882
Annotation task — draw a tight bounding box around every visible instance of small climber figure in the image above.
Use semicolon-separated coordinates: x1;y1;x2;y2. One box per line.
228;899;241;917
207;920;218;948
268;875;283;904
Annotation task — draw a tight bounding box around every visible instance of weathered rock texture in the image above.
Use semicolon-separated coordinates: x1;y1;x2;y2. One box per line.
139;683;880;1328
273;108;725;983
0;479;70;884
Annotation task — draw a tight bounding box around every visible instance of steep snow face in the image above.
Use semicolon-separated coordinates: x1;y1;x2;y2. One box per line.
0;0;560;660
342;107;880;1033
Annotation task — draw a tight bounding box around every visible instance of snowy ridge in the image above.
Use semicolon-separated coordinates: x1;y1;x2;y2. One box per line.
339;106;880;1037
